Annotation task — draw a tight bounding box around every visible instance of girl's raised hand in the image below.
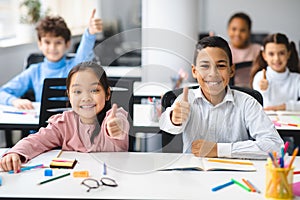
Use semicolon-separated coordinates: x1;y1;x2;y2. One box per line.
259;69;268;91
171;87;190;125
88;9;103;35
107;104;124;138
0;153;22;173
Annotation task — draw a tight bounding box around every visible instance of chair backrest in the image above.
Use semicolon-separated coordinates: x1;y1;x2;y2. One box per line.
40;77;135;151
24;53;75;70
108;78;135;151
39;78;70;128
160;85;263;153
250;33;268;45
229;61;253;88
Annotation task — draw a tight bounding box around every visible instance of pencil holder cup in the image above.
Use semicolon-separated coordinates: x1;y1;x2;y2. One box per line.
150;99;161;122
265;165;294;200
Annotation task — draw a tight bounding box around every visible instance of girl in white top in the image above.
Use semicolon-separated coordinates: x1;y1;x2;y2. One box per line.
159;36;283;159
251;33;300;111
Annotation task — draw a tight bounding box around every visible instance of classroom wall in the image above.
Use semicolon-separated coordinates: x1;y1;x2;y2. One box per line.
198;0;300;51
0;36;82;86
141;0;198;83
0;43;39;86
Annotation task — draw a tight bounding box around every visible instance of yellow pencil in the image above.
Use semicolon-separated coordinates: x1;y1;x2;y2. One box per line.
207;158;253;166
56;150;63;158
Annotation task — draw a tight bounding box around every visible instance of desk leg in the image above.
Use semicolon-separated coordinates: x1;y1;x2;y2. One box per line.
5;130;13;147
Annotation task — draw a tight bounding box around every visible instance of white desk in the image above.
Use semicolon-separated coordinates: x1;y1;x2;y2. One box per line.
103;66;142;80
2;151;300;199
266;111;300;130
0;103;40;129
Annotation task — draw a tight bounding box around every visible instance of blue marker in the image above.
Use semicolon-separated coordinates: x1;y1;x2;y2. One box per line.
8;164;44;174
211;180;234;192
0;176;2;186
3;111;27;115
103;163;107;175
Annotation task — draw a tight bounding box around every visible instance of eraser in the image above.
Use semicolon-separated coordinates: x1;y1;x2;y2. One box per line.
73;171;89;178
44;169;53;176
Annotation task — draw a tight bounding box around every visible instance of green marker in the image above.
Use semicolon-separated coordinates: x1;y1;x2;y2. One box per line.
231;178;251;192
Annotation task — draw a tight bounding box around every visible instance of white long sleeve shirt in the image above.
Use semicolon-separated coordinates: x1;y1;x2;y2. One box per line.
252;67;300;111
159;86;283;159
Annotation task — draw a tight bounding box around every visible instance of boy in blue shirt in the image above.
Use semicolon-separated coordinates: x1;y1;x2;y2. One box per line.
0;9;102;109
159;36;283;159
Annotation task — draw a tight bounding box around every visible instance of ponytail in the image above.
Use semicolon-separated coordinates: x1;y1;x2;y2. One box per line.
249;50;267;88
287;41;300;73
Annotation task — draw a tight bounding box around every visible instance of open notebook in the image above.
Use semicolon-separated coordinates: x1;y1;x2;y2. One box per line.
159;154;256;171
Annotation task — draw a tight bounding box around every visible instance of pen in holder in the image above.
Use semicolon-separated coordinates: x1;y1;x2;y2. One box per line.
265;164;294;200
149;97;161;122
265;148;298;200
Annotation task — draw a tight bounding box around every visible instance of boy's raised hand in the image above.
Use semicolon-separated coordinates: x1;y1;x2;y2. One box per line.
259;69;268;91
0;153;21;173
88;9;103;35
107;104;124;138
171;87;190;125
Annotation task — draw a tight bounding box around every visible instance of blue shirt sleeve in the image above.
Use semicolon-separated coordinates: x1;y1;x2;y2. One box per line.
72;28;96;65
0;66;35;105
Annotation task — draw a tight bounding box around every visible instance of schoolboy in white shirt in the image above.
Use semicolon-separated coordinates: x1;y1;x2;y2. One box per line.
159;36;283;159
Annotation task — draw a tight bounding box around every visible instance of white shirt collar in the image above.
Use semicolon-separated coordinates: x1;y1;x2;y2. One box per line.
192;86;235;106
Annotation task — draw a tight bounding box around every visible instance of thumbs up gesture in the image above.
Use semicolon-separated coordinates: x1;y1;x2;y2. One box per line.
259;69;268;91
171;87;190;125
88;9;103;35
107;104;124;138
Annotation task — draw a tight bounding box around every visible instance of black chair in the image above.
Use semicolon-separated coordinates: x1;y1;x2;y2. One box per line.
229;61;253;88
40;77;135;151
160;85;263;153
108;78;134;151
250;33;268;45
39;78;70;128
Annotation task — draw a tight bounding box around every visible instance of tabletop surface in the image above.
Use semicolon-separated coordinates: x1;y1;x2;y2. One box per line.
1;150;300;199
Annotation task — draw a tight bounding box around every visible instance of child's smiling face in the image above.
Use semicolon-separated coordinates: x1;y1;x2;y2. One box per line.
38;34;70;62
262;43;290;73
192;47;234;104
68;69;110;124
227;18;250;49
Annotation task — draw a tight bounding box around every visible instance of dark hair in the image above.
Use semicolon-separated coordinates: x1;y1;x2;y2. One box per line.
227;12;252;31
35;16;71;42
66;62;111;144
193;36;233;66
250;33;300;87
